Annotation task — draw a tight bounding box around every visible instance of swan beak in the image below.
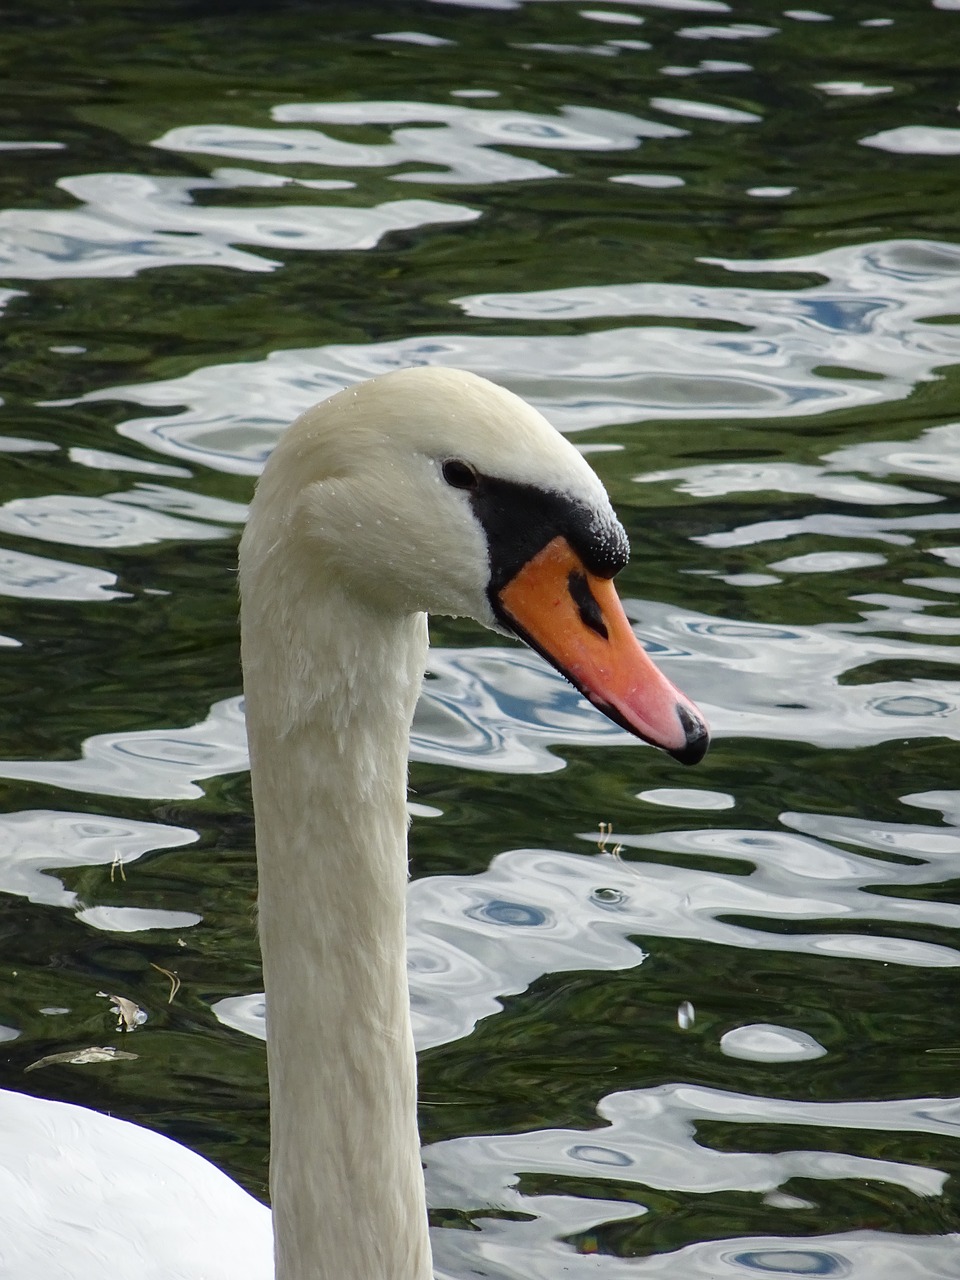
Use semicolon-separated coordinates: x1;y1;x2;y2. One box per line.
496;536;709;765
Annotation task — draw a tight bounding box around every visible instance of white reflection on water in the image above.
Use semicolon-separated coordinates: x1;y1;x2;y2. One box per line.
623;598;960;750
580;9;647;26
430;1088;960;1279
217;812;960;1055
16;790;950;1050
512;40;622;56
699;509;960;553
75;904;201;932
457;236;960;414
0;697;248;800
4;798;955;1274
436;1229;960;1280
0;170;478;279
0;435;57;454
638;459;935;506
781;807;960;865
0;94;704;291
218;844;653;1051
0;649;631;798
0;24;956;1280
412;820;960;1036
375;30;456;47
903;788;960;825
824;421;960;486
0;809;194;912
638;785;734;809
0;594;956;793
430;1084;953;1205
650;95;762;124
0;286;24;323
677;22;778;39
861;126;960;156
511;0;732;9
817;80;893;96
611;171;685;187
662;58;753;75
0;547;124;601
0;488;234;548
68;447;192;479
415;647;630;772
59;237;960;473
719;1023;826;1061
767;551;888;574
155;102;685;186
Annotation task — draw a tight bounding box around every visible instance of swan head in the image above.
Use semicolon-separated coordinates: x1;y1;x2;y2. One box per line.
244;366;708;764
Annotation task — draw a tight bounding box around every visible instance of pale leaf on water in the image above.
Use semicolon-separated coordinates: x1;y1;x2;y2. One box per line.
25;1045;138;1073
97;991;147;1032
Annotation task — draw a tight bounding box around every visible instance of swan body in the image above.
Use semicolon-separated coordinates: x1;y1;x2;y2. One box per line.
0;367;707;1280
0;1089;272;1280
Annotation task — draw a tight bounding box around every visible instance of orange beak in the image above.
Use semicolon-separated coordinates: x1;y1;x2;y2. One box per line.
497;536;708;765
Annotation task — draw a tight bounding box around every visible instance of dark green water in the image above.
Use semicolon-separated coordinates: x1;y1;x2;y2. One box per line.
0;1;959;1275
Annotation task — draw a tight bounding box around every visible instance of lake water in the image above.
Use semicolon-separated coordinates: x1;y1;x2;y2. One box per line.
1;0;959;1275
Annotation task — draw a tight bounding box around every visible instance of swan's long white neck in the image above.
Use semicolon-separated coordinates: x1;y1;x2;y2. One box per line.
241;525;432;1280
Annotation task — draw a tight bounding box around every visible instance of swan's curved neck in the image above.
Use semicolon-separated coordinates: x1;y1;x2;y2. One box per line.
242;556;432;1280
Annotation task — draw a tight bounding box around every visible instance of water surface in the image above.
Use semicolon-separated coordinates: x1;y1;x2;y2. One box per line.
0;1;959;1276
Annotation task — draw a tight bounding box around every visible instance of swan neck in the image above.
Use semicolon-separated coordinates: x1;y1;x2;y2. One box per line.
242;576;432;1280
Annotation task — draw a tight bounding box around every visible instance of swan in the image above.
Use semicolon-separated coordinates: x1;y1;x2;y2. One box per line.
0;366;707;1280
240;366;706;1280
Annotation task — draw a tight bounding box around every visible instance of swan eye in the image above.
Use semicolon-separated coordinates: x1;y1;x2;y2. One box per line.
442;459;479;491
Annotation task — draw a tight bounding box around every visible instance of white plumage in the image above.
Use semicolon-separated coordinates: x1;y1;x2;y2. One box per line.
0;1089;272;1279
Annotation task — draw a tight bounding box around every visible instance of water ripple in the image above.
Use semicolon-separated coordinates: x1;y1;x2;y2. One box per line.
624;597;960;750
719;1024;827;1062
429;1087;957;1278
155;102;685;186
429;1083;955;1202
637;460;934;506
0;809;195;922
218;843;654;1051
0;697;248;800
0;171;478;279
677;22;779;40
216;804;960;1056
700;510;960;552
415;647;631;772
1;9;959;1276
861;127;960;156
62;238;960;473
0;489;233;549
1;596;956;800
650;95;762;124
434;1212;957;1278
0;548;124;601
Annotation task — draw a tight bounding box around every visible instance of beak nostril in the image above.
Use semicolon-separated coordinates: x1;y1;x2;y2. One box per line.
567;570;609;640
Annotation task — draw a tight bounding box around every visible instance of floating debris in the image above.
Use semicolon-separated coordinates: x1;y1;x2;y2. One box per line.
97;991;147;1032
150;962;181;1004
595;821;623;857
25;1045;138;1073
